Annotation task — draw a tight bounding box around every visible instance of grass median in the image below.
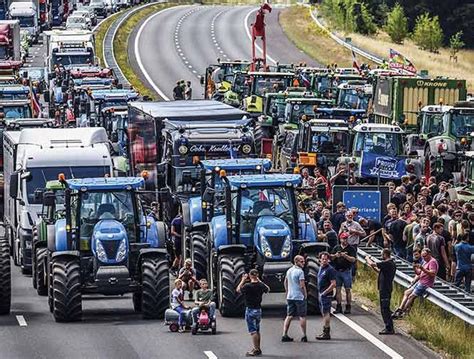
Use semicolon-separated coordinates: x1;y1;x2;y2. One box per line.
94;12;123;67
114;2;176;99
353;265;474;358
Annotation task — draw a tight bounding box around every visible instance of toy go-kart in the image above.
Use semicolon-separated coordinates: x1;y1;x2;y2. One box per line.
164;307;217;335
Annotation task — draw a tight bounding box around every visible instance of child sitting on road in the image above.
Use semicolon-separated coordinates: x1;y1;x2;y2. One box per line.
171;279;188;332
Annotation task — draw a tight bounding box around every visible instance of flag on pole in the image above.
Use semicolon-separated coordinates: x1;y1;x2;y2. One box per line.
388;48;417;75
352;49;361;73
31;93;41;117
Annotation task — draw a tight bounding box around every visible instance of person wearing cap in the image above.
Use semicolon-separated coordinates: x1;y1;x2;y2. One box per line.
237;269;270;357
331;232;357;314
392;248;438;319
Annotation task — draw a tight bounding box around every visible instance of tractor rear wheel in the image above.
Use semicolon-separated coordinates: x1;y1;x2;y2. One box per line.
191;231;208;280
52;257;82;322
217;254;245;317
141;255;169;319
0;235;11;315
35;247;48;296
305;253;320;315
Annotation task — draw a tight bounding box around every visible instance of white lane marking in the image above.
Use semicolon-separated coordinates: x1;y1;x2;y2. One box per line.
243;8;277;65
135;6;181;101
204;351;218;359
16;315;27;327
332;310;403;359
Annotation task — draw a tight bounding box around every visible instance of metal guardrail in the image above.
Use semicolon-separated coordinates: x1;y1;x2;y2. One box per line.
101;1;167;88
357;244;474;326
302;4;384;65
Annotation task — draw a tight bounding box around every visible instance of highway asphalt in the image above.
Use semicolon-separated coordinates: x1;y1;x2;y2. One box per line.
133;5;318;100
1;262;437;359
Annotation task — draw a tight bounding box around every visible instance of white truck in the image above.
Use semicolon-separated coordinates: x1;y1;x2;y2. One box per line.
3;127;113;274
0;20;21;61
44;29;95;72
8;0;40;43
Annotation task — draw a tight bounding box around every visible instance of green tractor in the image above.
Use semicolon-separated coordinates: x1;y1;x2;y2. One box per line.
448;152;474;203
32;180;65;296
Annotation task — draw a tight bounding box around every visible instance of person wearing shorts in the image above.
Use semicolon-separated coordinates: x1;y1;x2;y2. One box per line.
317;252;336;340
392;248;438;319
237;269;269;357
282;255;308;342
331;232;356;314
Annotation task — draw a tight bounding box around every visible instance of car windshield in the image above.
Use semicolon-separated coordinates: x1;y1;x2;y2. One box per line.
52;53;94;66
78;190;137;243
355;132;403;157
337;88;369;110
68;17;86;24
450;112;474;137
26;166;111;204
2;105;31;118
13;16;35;27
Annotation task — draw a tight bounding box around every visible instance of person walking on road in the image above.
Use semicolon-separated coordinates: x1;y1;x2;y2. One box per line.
331;232;357;314
316;251;337;340
184;81;192;100
366;249;397;334
237;269;270;357
173;80;184;100
282;255;308;342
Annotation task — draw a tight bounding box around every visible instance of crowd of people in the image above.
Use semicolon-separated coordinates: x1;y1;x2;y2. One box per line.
167;170;473;357
172;79;193;100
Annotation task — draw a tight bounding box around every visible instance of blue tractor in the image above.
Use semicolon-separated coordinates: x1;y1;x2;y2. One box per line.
183;158;272;280
46;177;169;322
203;173;324;317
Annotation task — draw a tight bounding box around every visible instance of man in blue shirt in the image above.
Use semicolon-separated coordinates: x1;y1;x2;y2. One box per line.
282;255;308;342
317;251;336;340
454;234;474;293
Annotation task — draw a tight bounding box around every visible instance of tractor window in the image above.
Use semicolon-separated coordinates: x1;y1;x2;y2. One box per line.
254;79;286;96
450;113;474;138
310;130;349;153
422;113;444;134
289;104;315;123
337;88;369;110
78;190;136;243
2;105;32;118
354;132;402;157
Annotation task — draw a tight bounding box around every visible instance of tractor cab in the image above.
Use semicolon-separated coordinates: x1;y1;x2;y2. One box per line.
203;61;251;100
242;72;295;115
47;176;169;321
284;97;333;125
296;118;351;172
205;173;321;316
336;81;372;111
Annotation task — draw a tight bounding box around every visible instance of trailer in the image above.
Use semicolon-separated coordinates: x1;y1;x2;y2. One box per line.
371;76;467;129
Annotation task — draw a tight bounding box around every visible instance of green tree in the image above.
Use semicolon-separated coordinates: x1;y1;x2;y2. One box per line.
385;3;408;44
413;13;443;52
449;31;464;62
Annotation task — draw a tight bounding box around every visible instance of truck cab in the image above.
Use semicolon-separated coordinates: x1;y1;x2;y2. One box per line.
0;20;21;61
9;1;39;43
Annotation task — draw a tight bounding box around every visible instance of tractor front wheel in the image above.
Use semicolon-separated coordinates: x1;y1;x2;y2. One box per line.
35;247;48;296
141;255;169;319
305;253;320;315
217;254;245;317
0;235;11;315
52;257;82;322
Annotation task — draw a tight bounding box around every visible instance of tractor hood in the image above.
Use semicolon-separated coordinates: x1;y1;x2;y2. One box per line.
91;219;128;265
254;216;292;261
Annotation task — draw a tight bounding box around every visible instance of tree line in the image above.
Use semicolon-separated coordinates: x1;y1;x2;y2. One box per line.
318;0;473;53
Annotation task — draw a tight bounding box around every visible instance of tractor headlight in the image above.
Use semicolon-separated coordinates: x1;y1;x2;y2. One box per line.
115;239;127;262
281;235;292;258
96;240;107;262
242;144;252;154
178;145;188;155
260;235;272;258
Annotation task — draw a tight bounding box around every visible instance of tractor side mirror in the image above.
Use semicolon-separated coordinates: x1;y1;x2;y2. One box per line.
34;189;44;203
42;191;56;207
9;172;19;199
202;187;215;203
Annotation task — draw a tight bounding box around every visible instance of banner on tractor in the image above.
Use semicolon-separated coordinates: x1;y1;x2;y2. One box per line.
343;190;381;221
360;151;406;180
388;48;417;75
